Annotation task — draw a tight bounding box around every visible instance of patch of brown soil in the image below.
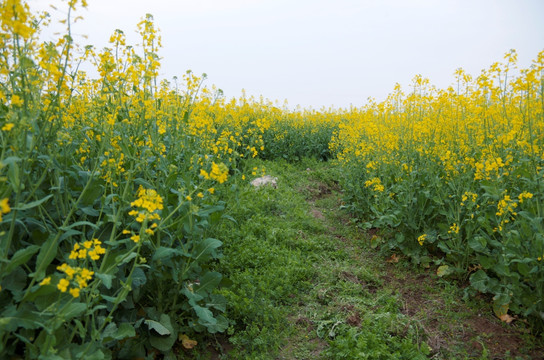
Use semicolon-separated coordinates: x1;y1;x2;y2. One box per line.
339;270;378;294
346;311;362;327
384;265;544;359
310;207;325;220
303;181;332;203
200;334;233;360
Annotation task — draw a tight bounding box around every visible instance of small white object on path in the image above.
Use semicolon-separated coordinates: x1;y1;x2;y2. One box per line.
250;175;278;188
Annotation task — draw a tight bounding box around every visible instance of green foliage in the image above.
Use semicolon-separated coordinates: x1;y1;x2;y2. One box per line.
339;143;544;329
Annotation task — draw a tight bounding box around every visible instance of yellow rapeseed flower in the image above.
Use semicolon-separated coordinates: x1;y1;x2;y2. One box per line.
0;198;10;222
10;95;23;106
417;234;427;246
57;278;69;292
1;123;14;131
518;191;533;203
69;287;80;298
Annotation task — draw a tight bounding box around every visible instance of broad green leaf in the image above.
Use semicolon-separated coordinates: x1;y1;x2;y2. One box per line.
95;272;114;289
0;305;45;332
131;267;146;288
14;194;54;211
152;247;180;262
32;235;58;281
144;319;171;336
58;303;87;320
208;294;227;312
149;314;176;352
468;236;487;253
2;156;21;166
7;160;21;191
4;245;39;274
206;315;229;334
492;263;511;277
181;287;204;304
102;322;119;341
192;238;222;262
115;252;137;266
470;270;489;293
59;229;83;241
102;322;135;341
195;271;222;296
478;255;495;269
79;206;100;217
194;305;216;326
2;266;26;301
60;221;99;231
117;323;136;340
197;204;225;217
436;265;454;278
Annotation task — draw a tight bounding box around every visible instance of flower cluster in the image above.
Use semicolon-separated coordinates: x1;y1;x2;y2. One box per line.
200;162;229;184
518;191;533;204
0;198;10;222
364;177;384;192
496;194;517;217
460;191;478;206
417;234;427;246
129;186;163;223
68;238;106;261
127;186;163;242
40;239;103;298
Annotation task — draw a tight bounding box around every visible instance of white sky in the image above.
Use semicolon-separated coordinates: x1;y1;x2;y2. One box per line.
29;0;544;109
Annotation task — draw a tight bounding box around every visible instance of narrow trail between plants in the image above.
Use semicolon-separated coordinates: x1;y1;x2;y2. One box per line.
273;164;544;360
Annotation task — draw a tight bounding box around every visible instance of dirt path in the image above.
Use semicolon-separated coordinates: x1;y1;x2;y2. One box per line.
277;170;544;360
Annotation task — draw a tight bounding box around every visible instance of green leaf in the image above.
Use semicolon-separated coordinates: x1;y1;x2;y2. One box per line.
7;159;21;192
149;314;176;352
492;263;511;277
208;294;227;312
470;270;489;293
0;305;45;332
152;247;181;262
436;265;454;278
115;252;137;265
197;204;225;217
95;272;114;289
14;194;54;211
207;314;229;334
131;267;146;288
58;303;87;320
2;156;21;166
79;206;100;217
3;245;39;274
102;322;135;341
117;323;136;340
468;236;487;253
181;287;204;304
195;271;222;297
60;221;99;231
192;238;222;262
59;229;83;241
194;305;216;326
478;255;495;269
145;319;171;336
32;235;58;281
2;266;27;301
102;322;119;341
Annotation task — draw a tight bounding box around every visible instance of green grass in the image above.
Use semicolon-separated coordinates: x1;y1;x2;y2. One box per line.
195;158;544;359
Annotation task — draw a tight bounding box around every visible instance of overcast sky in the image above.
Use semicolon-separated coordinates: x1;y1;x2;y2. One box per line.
29;0;544;109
